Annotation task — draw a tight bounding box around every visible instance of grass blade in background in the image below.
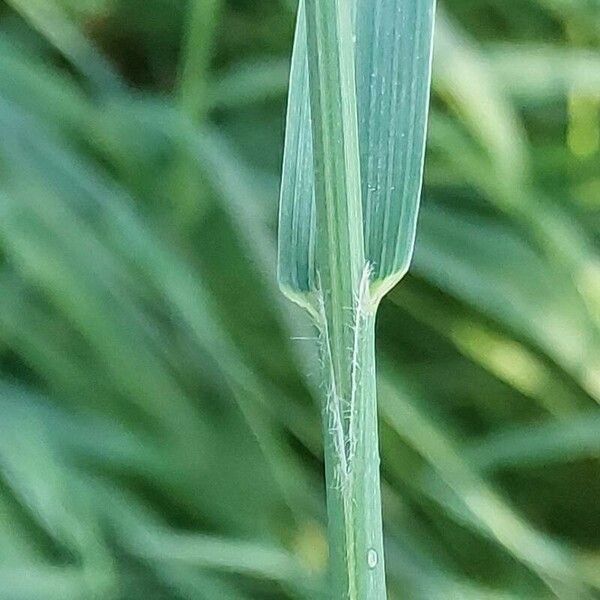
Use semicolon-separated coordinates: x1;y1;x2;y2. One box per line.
5;0;123;94
174;0;223;224
278;1;435;596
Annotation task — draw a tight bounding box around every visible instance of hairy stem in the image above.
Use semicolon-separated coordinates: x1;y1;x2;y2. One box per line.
317;273;386;599
303;0;386;595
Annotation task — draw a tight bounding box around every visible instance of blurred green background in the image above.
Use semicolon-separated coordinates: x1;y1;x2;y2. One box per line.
0;0;599;598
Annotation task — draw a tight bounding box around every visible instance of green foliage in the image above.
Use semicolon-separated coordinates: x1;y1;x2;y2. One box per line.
0;1;599;599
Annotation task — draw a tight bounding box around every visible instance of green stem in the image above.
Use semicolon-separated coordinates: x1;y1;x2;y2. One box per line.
303;0;386;596
317;294;386;599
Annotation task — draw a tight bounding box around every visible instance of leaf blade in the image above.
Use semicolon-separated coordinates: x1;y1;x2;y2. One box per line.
278;0;436;300
357;0;436;292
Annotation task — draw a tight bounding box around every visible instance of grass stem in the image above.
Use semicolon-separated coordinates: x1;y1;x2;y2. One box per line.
304;1;386;596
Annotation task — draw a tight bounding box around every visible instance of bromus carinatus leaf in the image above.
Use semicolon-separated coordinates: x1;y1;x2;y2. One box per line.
278;1;435;597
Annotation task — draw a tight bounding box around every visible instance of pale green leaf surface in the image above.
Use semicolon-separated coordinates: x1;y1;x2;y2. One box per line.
278;7;316;296
278;0;436;299
356;1;436;286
